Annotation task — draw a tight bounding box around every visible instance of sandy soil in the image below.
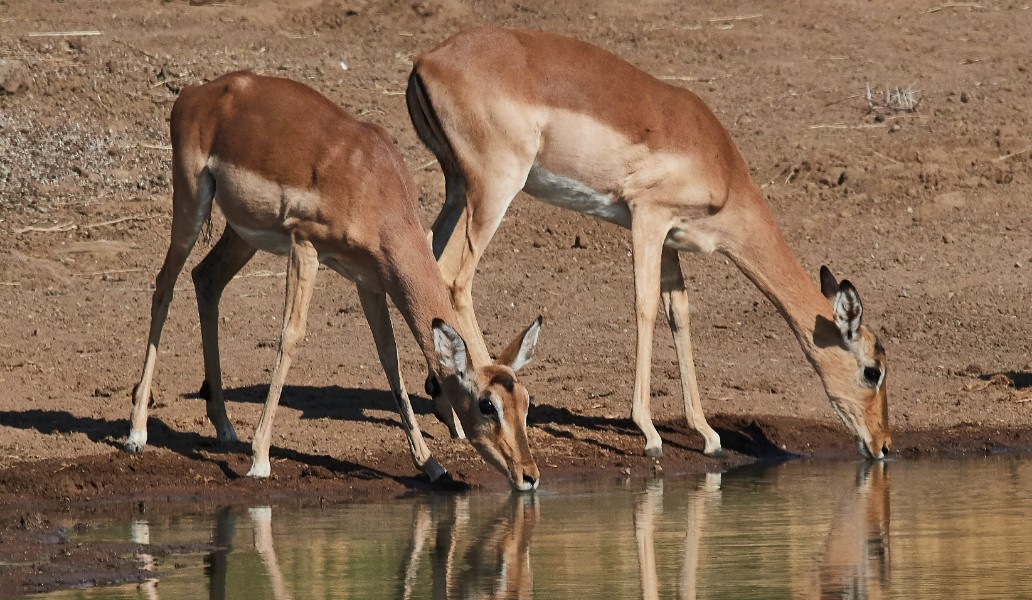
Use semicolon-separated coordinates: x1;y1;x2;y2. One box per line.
1;0;1031;595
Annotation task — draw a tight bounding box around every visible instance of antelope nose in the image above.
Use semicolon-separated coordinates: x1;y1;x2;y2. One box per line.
521;473;538;491
882;442;891;457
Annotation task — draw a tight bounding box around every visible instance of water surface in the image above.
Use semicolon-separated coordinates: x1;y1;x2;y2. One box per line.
34;457;1032;599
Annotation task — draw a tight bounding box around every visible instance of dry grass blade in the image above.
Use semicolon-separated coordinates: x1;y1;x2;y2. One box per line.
14;222;77;234
27;30;102;37
706;13;763;22
809;123;886;130
85;215;159;229
995;147;1032;162
923;3;985;13
140;143;173;151
660;74;732;83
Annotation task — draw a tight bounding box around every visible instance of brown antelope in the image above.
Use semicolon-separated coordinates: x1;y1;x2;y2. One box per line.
407;27;891;459
124;71;543;491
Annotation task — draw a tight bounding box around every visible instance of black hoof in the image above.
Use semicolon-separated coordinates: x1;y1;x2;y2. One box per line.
644;446;664;458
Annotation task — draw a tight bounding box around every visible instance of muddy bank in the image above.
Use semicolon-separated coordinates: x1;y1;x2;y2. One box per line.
2;415;1031;597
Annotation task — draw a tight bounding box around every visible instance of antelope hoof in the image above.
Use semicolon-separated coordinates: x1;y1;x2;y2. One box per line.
705;448;728;459
422;457;448;482
644;446;664;458
124;430;147;453
215;423;239;445
246;460;271;479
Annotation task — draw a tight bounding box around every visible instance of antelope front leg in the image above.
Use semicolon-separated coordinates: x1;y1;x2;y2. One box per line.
247;238;319;478
630;210;666;457
660;249;722;456
357;287;447;482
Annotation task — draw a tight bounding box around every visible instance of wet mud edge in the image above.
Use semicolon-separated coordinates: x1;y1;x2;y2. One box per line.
1;415;1029;597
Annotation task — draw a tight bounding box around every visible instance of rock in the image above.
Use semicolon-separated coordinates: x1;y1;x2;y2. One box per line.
0;59;31;95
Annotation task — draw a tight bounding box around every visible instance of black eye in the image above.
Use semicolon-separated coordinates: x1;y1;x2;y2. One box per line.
863;367;881;384
478;398;496;416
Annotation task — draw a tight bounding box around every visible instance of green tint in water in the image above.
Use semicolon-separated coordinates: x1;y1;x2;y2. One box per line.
32;457;1032;599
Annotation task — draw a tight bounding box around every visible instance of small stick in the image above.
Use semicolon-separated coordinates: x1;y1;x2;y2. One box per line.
150;77;187;88
809;123;886;130
140;143;173;151
995;147;1032;162
824;93;862;107
706;13;762;22
85;214;158;229
923;3;985;13
114;39;160;61
417;159;437;171
80;268;143;277
660;74;732;83
0;282;20;286
27;30;102;37
13;222;76;234
234;270;286;279
871;150;902;164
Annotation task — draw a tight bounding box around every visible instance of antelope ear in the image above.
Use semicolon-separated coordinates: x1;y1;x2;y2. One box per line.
831;280;863;343
496;316;543;373
819;265;840;300
432;319;472;383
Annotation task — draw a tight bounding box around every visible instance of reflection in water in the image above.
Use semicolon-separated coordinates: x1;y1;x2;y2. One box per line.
401;494;538;599
816;461;891;600
45;458;1032;599
634;473;722;600
130;520;159;600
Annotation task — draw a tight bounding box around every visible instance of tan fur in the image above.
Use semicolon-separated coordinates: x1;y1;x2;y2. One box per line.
126;71;541;489
408;27;890;459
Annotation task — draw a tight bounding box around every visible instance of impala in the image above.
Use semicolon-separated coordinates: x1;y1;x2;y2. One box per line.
125;71;543;490
407;27;890;459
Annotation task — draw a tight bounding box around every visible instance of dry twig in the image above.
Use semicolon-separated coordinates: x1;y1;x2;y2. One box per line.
85;214;158;229
13;222;76;234
923;3;985;13
995;147;1032;162
660;74;732;83
707;13;763;22
27;30;102;37
114;39;161;61
809;123;886;130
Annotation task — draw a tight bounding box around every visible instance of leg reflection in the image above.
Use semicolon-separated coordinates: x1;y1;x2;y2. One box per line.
249;507;293;600
205;507;236;600
634;473;722;600
131;520;160;600
400;493;538;599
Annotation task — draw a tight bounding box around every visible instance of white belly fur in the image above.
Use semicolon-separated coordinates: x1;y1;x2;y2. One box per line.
523;164;631;228
522;163;719;255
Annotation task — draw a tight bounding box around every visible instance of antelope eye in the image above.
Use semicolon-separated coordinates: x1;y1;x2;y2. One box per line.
863;367;881;384
478;397;497;416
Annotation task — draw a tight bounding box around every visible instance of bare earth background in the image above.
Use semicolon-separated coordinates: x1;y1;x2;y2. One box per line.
0;0;1030;594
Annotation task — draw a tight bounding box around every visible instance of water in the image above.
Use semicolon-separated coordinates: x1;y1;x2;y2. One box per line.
32;457;1032;599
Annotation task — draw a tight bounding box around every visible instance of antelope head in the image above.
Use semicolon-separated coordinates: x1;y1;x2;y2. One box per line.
432;317;543;491
817;266;891;460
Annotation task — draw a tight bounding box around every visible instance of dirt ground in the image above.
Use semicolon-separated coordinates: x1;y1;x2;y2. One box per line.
1;0;1031;595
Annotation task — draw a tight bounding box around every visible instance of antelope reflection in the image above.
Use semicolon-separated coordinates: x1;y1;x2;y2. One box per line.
400;493;538;599
204;506;292;600
635;473;722;600
813;461;891;600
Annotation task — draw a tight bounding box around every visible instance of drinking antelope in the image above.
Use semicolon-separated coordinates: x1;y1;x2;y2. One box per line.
125;71;542;490
407;27;890;459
